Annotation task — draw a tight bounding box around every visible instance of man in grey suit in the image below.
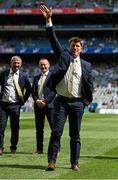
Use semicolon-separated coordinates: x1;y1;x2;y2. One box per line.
0;56;31;155
40;5;93;171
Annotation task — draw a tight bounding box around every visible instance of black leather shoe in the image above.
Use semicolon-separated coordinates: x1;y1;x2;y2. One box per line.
46;163;56;171
37;150;43;154
33;150;43;154
0;148;3;155
71;164;80;172
11;149;16;154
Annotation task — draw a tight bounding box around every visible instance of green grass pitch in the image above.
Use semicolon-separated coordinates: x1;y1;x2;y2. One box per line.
0;112;118;179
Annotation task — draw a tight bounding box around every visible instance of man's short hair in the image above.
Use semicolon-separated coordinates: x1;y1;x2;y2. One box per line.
69;37;84;48
11;56;22;63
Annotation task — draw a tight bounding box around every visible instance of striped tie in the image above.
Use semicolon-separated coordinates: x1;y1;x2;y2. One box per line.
13;73;24;102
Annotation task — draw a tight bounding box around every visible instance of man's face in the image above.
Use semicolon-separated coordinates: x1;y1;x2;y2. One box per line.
70;41;82;58
10;58;22;73
39;59;50;73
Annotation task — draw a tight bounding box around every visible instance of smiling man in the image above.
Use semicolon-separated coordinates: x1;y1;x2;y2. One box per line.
40;5;94;171
0;56;31;155
32;58;56;154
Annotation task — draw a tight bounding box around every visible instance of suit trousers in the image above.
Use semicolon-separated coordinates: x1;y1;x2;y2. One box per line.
48;95;84;165
0;102;21;150
34;103;54;151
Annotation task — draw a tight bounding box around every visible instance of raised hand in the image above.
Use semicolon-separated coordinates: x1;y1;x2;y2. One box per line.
40;5;52;21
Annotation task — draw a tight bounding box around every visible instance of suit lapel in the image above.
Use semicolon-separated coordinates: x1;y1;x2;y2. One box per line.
44;71;50;85
4;70;10;82
81;59;87;77
18;72;23;86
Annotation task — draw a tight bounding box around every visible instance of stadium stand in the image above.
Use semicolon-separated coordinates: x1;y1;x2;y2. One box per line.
0;60;118;112
0;0;117;9
0;36;118;49
0;0;118;113
91;63;118;112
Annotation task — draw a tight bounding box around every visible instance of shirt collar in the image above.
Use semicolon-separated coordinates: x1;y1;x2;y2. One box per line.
42;70;49;76
10;69;19;75
74;56;80;61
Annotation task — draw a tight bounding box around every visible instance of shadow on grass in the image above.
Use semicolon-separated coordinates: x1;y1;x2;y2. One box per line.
81;155;118;160
0;164;70;170
0;164;46;170
4;152;32;155
4;151;47;155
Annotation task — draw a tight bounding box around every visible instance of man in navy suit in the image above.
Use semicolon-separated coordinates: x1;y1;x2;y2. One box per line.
32;58;56;154
0;56;31;155
40;5;93;171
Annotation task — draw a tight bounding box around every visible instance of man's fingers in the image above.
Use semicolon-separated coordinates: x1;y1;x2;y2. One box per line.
40;5;49;12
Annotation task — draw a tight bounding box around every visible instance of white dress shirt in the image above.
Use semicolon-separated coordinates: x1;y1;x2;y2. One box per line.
56;57;82;98
2;69;19;103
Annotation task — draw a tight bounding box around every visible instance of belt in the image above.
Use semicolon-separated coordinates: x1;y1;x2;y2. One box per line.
0;101;20;106
58;95;83;102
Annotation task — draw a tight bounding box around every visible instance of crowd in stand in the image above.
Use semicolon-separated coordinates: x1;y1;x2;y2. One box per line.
0;0;118;112
91;63;118;111
0;61;118;112
0;0;117;9
0;36;118;49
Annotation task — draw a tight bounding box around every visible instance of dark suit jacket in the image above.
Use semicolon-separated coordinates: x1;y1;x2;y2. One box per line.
0;69;31;105
46;26;94;106
32;71;56;108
